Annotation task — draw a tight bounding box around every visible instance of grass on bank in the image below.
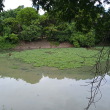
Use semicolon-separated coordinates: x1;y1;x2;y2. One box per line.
0;47;110;70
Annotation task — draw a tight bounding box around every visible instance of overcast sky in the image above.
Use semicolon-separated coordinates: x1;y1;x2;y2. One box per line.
3;0;110;15
3;0;46;15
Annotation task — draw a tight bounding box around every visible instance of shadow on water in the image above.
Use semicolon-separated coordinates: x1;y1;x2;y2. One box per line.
0;54;110;110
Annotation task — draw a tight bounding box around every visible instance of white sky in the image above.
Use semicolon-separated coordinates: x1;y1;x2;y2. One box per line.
3;0;110;15
3;0;46;15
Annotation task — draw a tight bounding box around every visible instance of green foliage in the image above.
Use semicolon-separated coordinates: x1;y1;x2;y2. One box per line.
39;11;64;37
70;30;95;48
43;26;49;32
3;17;15;25
3;26;12;36
73;41;80;48
3;17;19;34
52;30;71;42
32;0;108;29
0;16;4;34
9;33;19;44
95;10;110;43
39;12;56;37
39;13;49;26
0;36;5;42
5;48;109;69
54;41;59;46
16;7;38;26
0;39;16;49
56;22;68;31
0;5;24;19
50;41;59;46
0;0;4;12
1;9;17;18
0;33;19;45
12;66;19;69
20;19;42;41
45;22;71;42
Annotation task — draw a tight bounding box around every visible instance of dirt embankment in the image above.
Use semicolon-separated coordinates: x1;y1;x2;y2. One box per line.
15;38;74;50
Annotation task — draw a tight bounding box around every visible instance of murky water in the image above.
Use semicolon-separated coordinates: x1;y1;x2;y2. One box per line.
0;57;110;110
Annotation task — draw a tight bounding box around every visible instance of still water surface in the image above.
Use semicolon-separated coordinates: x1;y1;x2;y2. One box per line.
0;57;110;110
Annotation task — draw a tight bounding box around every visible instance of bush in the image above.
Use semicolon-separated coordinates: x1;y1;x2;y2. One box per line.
3;17;19;34
0;36;6;42
56;22;68;31
0;33;19;44
73;41;80;48
52;30;71;42
1;34;19;44
46;22;71;42
16;7;38;26
0;16;4;35
3;26;12;36
20;19;42;41
69;29;95;47
0;40;16;49
9;33;19;44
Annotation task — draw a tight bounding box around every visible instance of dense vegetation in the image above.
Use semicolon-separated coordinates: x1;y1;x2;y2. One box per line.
0;5;109;49
0;47;109;69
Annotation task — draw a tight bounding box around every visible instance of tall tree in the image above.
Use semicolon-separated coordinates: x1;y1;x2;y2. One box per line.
0;0;4;12
31;0;110;31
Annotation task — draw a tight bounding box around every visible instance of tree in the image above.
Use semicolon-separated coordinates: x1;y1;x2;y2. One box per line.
95;10;110;43
3;17;20;34
31;0;110;31
0;5;24;20
0;0;4;12
16;7;39;26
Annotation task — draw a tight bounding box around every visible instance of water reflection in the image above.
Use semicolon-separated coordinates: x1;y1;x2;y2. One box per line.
0;57;110;110
0;57;95;84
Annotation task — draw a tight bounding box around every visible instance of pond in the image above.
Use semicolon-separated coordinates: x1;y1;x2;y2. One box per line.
0;56;110;110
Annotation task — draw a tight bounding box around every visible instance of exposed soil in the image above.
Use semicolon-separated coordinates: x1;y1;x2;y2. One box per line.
15;38;74;50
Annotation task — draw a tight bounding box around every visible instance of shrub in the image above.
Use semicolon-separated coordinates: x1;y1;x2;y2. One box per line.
3;26;12;36
73;41;80;48
3;17;19;34
69;29;95;47
52;30;71;42
20;19;42;41
56;22;68;31
9;33;19;44
0;16;4;35
46;22;71;42
16;7;38;26
0;33;19;44
0;36;5;42
0;41;16;49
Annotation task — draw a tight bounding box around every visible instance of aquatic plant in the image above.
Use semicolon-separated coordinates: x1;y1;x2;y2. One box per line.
0;47;109;70
11;66;18;69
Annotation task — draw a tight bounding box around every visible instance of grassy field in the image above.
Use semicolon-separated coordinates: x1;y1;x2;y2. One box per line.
0;47;110;69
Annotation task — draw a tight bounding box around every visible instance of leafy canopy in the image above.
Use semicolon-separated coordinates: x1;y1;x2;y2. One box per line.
16;7;38;26
31;0;110;32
